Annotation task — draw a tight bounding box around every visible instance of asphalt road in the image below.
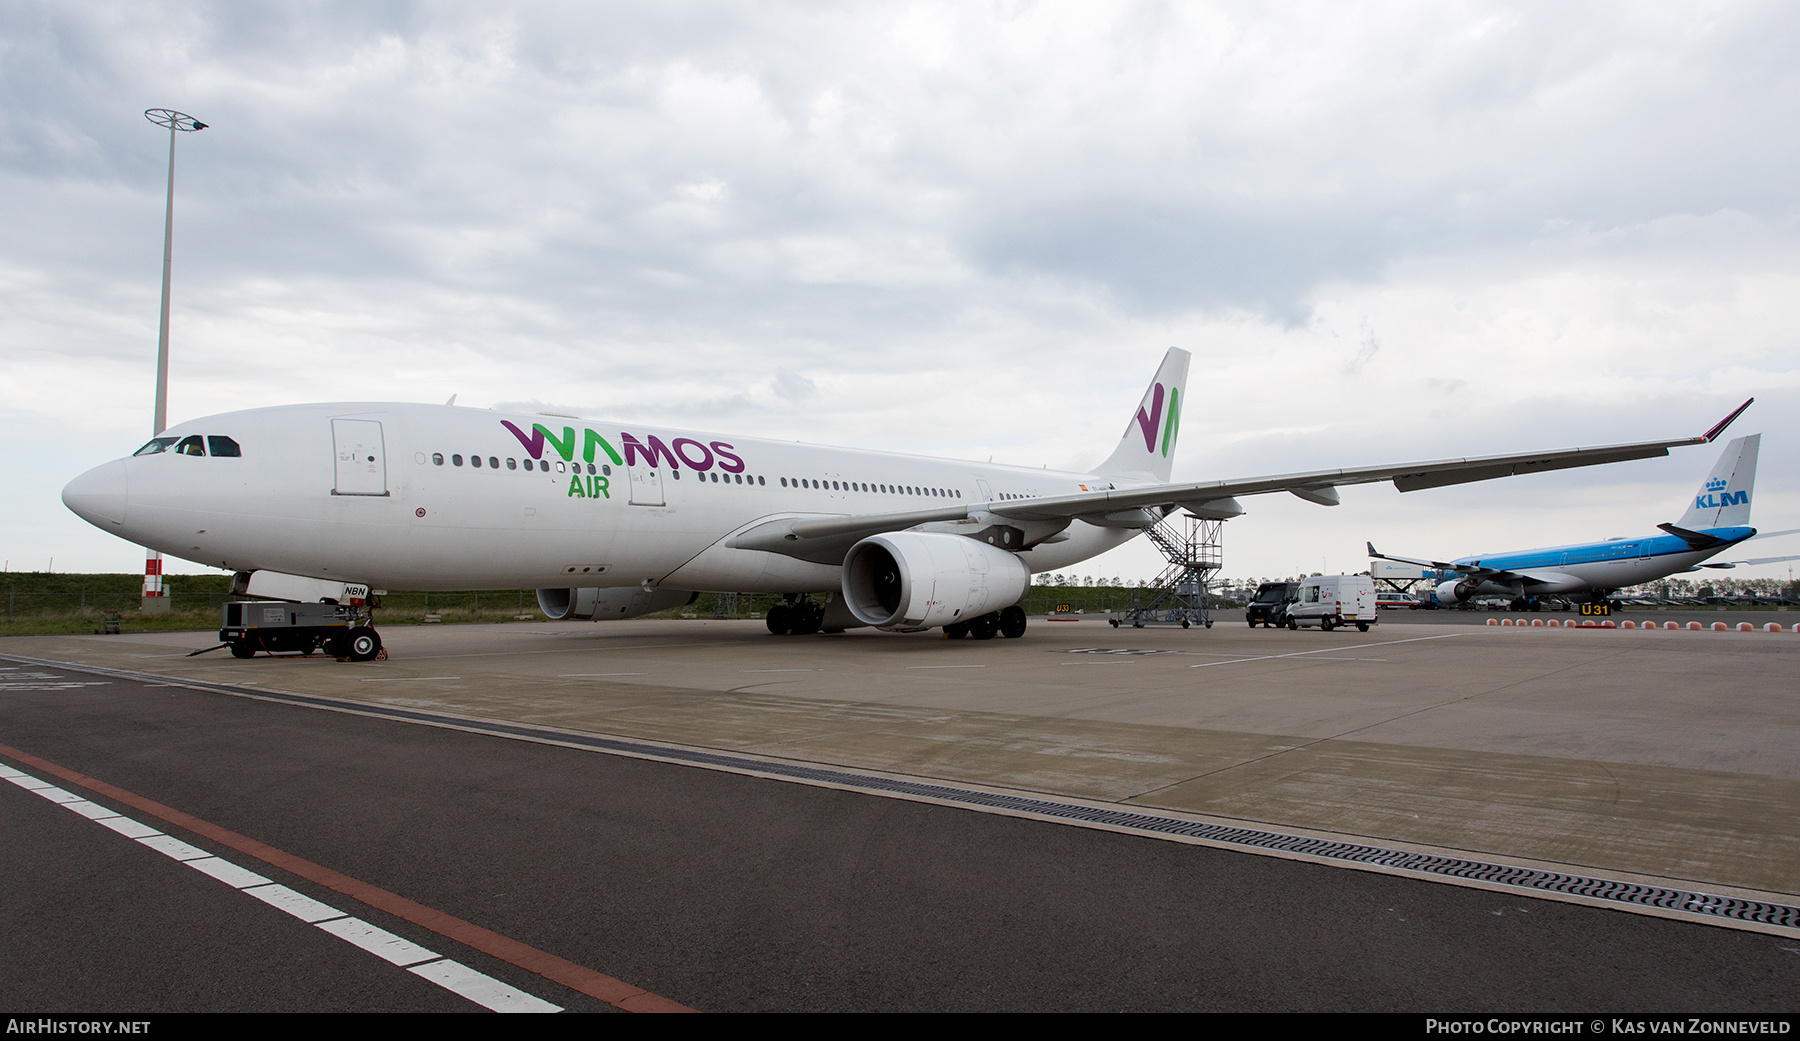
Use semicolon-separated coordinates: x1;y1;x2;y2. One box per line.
4;662;1797;1012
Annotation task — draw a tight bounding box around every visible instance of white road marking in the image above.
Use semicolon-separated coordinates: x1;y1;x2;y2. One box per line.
744;669;818;673
139;834;211;861
186;856;275;889
558;673;647;677
906;665;987;669
62;798;123;820
359;676;462;682
96;815;162;839
245;883;346;923
1;759;564;1012
410;959;562;1013
1186;632;1470;668
317;916;440;966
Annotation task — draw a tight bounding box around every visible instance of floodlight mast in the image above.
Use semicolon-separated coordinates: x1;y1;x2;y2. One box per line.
140;108;206;613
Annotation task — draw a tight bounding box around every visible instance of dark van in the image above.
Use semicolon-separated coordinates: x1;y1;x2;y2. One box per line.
1246;582;1299;629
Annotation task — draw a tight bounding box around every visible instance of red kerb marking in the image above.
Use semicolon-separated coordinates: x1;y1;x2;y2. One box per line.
0;740;696;1013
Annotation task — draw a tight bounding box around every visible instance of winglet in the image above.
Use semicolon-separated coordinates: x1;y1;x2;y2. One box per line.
1366;541;1380;558
1702;398;1753;442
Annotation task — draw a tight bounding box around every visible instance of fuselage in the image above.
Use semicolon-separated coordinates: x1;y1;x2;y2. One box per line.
63;402;1140;592
1447;529;1755;598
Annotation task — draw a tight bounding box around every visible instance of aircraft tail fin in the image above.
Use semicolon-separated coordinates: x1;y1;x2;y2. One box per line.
1675;433;1759;530
1094;348;1190;482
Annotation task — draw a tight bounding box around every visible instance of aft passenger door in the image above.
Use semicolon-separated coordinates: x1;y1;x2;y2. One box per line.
331;419;388;496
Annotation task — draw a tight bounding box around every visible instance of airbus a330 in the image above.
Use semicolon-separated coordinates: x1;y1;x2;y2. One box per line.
62;348;1751;646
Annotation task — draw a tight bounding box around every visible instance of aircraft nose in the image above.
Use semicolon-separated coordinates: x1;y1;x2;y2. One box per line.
63;459;128;530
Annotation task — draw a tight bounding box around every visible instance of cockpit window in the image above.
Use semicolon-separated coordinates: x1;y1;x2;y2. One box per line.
207;436;241;457
134;437;178;456
175;435;206;456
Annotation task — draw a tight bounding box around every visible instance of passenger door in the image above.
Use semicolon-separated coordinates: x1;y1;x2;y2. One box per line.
331;419;388;496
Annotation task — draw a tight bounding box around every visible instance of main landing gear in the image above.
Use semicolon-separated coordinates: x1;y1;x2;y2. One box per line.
766;596;825;636
944;605;1028;641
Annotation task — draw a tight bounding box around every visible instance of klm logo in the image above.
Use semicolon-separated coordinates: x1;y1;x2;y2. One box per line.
1695;491;1748;509
1705;477;1728;492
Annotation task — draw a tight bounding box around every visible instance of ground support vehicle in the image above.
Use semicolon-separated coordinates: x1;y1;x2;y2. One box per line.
1287;574;1378;632
1246;582;1300;629
219;600;383;661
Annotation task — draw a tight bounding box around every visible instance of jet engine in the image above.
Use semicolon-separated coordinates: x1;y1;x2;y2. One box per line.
841;531;1031;630
1435;578;1477;604
537;586;698;621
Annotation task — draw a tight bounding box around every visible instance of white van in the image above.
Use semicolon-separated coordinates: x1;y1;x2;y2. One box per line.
1287;574;1378;632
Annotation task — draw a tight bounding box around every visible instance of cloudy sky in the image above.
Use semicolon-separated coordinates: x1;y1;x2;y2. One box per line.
4;1;1798;586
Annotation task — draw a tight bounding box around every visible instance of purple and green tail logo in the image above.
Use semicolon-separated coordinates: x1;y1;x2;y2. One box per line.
1134;383;1180;458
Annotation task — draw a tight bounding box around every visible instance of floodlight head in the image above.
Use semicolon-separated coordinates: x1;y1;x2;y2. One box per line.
144;108;206;132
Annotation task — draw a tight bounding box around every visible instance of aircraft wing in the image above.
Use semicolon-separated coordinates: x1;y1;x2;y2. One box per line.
1696;554;1800;570
992;398;1750;523
1365;541;1556;586
730;401;1751;565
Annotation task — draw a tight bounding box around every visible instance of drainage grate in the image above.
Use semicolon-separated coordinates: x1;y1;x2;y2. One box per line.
5;651;1796;933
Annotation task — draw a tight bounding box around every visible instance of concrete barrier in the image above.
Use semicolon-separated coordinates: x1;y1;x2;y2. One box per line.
1712;622;1729;632
1531;618;1545;627
1621;620;1636;629
1688;622;1704;631
1766;623;1784;633
1665;621;1680;630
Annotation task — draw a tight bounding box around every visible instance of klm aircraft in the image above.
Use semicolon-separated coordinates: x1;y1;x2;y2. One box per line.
1370;434;1797;608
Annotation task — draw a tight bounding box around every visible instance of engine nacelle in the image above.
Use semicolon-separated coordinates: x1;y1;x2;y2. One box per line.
841;531;1031;630
1436;578;1476;604
537;587;698;621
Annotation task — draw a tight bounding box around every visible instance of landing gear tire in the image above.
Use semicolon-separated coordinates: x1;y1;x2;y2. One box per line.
999;605;1027;639
1109;619;1120;628
228;641;256;659
766;604;792;635
970;613;998;640
347;628;382;663
944;622;968;639
1180;619;1190;629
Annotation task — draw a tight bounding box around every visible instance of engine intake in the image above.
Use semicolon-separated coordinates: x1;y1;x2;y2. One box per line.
841;532;1030;630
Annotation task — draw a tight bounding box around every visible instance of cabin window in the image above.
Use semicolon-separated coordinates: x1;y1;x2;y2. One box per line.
471;455;483;468
135;437;178;456
506;458;517;470
556;462;566;473
758;476;765;486
602;465;611;476
207;436;241;457
432;453;444;466
175;435;205;456
488;456;498;469
453;455;463;466
736;474;743;484
780;478;788;487
538;460;549;471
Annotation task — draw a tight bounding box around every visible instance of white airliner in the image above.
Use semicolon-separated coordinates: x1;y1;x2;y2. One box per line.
1368;432;1796;608
62;348;1751;647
